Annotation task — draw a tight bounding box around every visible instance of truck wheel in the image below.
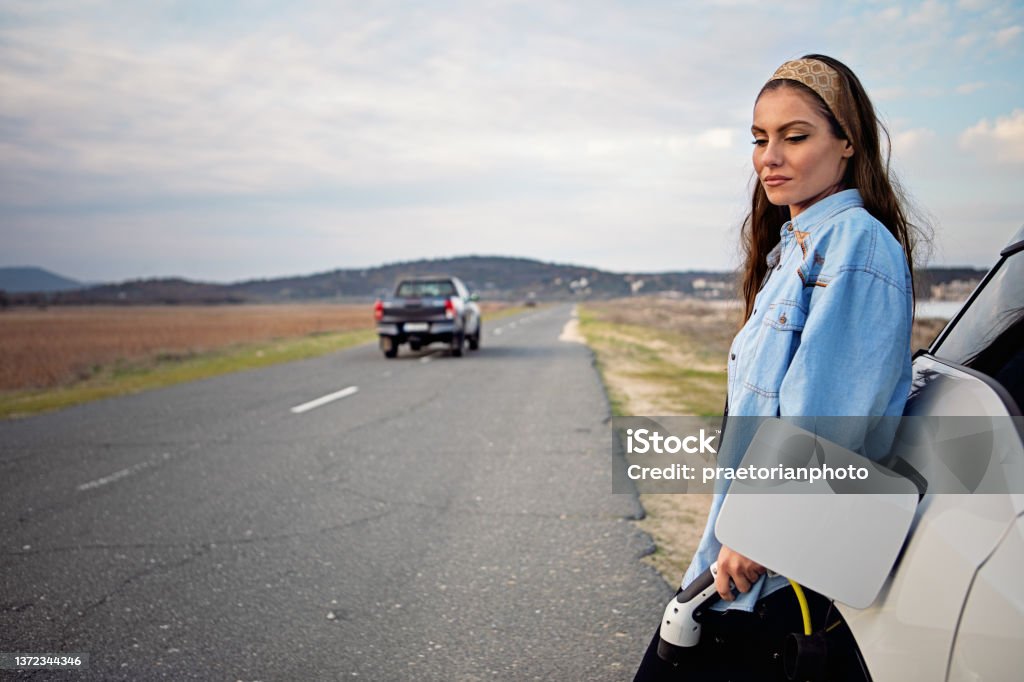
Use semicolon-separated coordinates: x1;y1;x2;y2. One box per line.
468;323;481;350
380;336;398;359
450;331;464;357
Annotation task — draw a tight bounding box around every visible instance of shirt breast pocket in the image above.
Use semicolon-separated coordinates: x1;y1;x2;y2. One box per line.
743;300;808;397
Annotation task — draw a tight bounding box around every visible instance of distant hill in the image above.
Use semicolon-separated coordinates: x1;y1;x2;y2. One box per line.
0;266;83;293
226;255;730;302
6;256;732;305
914;267;989;288
1;256;990;306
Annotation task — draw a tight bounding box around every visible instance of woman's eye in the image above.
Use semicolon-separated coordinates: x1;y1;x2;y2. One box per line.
786;135;808;143
751;139;768;147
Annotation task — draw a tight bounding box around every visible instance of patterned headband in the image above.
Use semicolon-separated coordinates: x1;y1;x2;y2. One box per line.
769;58;849;138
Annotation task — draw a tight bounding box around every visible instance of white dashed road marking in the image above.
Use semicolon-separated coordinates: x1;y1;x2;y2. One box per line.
77;452;173;492
290;386;359;414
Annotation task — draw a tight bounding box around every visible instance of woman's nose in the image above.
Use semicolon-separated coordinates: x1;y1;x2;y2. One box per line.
761;139;783;166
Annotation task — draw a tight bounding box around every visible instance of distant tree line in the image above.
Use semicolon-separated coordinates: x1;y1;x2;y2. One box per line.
0;257;990;308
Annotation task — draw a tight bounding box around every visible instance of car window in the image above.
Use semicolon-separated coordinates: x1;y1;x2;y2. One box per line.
396;280;456;297
932;252;1024;408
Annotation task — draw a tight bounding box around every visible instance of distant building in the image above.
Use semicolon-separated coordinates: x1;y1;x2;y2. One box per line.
692;278;730;298
930;279;979;301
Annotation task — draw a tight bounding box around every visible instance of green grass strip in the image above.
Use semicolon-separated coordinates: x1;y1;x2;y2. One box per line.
577;305;726;417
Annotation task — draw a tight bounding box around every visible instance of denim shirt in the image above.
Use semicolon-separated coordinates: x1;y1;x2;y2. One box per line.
682;189;914;611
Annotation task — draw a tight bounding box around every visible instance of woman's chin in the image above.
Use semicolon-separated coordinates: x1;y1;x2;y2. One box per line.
764;189;790;207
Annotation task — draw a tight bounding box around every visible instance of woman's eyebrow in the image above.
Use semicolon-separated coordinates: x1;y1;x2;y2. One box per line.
750;120;816;134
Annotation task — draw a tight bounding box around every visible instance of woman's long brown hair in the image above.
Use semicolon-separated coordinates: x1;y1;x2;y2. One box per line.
739;54;925;322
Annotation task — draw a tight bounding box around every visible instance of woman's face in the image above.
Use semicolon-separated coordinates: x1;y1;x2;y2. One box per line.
751;85;854;219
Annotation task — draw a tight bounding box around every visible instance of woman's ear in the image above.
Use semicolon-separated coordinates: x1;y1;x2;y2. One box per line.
842;141;855;159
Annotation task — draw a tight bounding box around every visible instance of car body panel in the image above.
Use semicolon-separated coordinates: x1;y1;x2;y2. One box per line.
897;357;1024;497
838;494;1016;681
834;357;1024;681
948;514;1024;681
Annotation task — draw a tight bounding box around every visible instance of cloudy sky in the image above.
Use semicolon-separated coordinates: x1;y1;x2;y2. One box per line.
1;0;1022;283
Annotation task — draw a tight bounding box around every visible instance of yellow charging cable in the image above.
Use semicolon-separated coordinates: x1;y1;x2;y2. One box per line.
787;579;813;636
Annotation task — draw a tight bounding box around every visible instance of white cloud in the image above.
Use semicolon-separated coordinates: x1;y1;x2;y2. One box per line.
995;25;1022;47
955;81;988;94
0;5;726;195
892;128;936;156
907;0;948;25
872;86;910;101
696;129;735;149
959;109;1024;163
955;32;979;49
1;0;1021;279
877;6;903;22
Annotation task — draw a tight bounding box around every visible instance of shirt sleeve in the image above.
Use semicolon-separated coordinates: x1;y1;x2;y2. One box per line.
778;266;912;451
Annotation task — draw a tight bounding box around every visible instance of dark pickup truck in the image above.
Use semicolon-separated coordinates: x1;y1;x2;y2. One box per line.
373;276;482;358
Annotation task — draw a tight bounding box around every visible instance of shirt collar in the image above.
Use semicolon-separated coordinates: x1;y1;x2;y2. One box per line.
779;188;863;237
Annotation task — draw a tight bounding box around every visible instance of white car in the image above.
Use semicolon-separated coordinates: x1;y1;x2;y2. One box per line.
719;225;1023;680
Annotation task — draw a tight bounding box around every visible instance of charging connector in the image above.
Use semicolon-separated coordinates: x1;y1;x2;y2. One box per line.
656;563;722;663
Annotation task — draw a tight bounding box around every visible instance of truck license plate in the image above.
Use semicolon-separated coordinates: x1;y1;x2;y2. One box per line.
404;322;429;332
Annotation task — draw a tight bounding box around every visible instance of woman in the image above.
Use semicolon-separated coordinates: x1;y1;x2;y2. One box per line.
634;54;922;680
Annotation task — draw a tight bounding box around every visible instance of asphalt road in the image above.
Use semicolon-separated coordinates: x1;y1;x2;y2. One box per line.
1;304;672;681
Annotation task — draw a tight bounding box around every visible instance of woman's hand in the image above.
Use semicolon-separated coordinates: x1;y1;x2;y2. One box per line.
715;545;766;601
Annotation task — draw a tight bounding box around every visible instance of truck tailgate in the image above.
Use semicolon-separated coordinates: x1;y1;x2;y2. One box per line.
381;297;448;322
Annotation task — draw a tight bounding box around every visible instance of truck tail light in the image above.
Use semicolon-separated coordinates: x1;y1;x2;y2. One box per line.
374;299;384;321
444;298;456;319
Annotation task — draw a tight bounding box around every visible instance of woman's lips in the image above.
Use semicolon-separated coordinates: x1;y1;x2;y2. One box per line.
763;175;790;187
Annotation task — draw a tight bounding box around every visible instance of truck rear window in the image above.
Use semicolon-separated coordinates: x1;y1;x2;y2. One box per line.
396;281;456;297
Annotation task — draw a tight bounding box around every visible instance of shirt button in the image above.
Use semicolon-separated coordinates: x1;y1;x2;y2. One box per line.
730;353;736;360
787;225;794;232
780;314;787;324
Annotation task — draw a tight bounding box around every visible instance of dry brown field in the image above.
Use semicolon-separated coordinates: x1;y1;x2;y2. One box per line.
0;302;513;391
0;304;377;390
